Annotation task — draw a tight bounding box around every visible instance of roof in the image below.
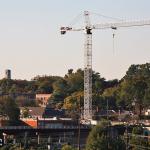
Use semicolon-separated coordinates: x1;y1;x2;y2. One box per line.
20;107;45;117
36;94;51;98
43;107;65;118
20;107;66;118
96;110;116;116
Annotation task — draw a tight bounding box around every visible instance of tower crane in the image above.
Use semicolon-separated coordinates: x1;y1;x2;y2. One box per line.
60;11;150;120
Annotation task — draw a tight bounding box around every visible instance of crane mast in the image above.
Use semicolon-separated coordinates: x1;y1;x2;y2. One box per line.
60;11;150;121
84;11;92;120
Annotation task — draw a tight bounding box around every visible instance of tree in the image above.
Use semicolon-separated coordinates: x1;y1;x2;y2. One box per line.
21;107;30;118
63;91;83;119
143;87;150;106
64;91;83;110
68;69;73;75
66;69;84;93
16;95;37;107
33;75;62;94
86;120;126;150
37;81;53;94
62;144;75;150
0;96;20;124
130;125;149;150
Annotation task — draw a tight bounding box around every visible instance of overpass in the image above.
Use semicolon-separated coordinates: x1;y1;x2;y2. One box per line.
0;125;91;134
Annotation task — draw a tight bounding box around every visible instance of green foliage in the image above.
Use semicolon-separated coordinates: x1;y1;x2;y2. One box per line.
64;91;83;110
0;63;150;112
101;63;150;111
86;120;126;150
34;75;62;94
125;63;150;79
143;87;150;106
16;96;37;107
130;125;149;149
48;69;107;110
0;96;20;123
21;107;29;118
65;69;84;93
0;76;62;95
63;91;83;119
5;98;20;122
61;144;75;150
121;63;150;108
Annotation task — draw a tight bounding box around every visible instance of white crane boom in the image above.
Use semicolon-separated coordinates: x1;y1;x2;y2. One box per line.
60;11;150;121
93;20;150;30
61;20;150;34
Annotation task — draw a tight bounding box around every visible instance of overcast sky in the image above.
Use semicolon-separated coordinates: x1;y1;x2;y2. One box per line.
0;0;150;80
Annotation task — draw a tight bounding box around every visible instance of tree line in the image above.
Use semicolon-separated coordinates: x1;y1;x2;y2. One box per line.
0;63;150;119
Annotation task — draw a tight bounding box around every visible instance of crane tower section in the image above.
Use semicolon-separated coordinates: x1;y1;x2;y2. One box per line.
84;11;92;120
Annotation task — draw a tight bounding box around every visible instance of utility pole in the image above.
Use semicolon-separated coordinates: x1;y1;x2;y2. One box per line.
24;132;28;149
47;136;51;150
36;132;40;145
125;123;129;150
106;98;110;150
77;96;81;150
107;99;109;121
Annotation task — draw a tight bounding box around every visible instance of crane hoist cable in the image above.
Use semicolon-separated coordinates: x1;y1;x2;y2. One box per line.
112;28;117;55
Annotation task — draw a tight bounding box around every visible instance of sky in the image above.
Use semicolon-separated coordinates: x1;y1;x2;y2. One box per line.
0;0;150;80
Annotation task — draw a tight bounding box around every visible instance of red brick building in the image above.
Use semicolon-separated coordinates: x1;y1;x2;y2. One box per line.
36;94;52;107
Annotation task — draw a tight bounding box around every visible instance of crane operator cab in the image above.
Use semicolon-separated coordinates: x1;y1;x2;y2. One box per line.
86;27;92;34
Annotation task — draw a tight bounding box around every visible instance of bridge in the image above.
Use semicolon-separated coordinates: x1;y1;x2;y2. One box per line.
0;125;91;147
0;125;91;134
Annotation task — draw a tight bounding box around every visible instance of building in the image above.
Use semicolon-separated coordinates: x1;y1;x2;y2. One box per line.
20;107;65;119
36;94;52;107
20;107;66;128
20;107;45;119
5;69;11;79
21;118;38;128
43;107;65;118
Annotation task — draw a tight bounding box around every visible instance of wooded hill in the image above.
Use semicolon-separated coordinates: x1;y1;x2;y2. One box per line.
0;63;150;112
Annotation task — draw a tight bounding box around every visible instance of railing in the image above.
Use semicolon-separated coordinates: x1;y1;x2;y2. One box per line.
0;125;90;130
0;126;33;130
1;122;150;130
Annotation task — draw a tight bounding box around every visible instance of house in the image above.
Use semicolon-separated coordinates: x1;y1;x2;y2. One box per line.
20;107;45;119
36;94;52;107
37;118;77;128
20;107;67;128
20;107;66;119
20;107;45;127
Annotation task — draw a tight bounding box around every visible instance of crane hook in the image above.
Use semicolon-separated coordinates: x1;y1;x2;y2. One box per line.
112;32;116;55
